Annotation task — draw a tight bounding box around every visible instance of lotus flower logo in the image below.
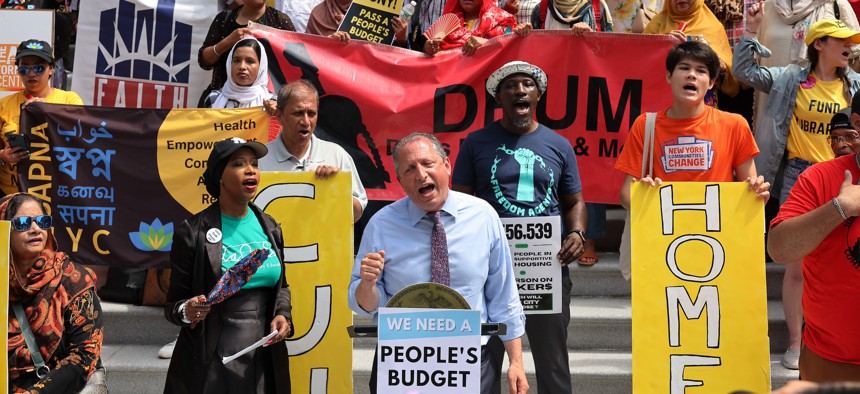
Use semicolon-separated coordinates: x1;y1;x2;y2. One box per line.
26;42;44;50
129;219;173;252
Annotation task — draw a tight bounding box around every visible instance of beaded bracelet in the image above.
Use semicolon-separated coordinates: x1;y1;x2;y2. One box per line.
178;301;191;323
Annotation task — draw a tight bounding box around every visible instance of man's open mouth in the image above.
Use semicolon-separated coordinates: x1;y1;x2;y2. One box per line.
514;101;531;111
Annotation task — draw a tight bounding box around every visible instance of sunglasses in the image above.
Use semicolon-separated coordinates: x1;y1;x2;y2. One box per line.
17;64;47;75
10;215;52;232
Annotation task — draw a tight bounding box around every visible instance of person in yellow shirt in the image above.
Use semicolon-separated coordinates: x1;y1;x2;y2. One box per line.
0;39;82;197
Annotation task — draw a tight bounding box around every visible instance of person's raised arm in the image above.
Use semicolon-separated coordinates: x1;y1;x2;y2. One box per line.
732;1;779;92
200;22;250;69
743;1;763;40
355;251;385;312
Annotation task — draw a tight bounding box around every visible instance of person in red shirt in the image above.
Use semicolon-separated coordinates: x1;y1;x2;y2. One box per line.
768;91;860;382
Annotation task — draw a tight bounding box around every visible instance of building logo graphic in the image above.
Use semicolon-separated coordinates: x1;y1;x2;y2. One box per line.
93;0;192;108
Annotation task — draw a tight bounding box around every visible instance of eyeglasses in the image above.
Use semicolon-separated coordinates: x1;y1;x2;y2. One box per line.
827;132;860;144
17;64;47;75
10;215;52;232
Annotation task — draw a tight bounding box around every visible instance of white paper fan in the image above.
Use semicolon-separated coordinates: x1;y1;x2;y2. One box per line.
424;14;461;40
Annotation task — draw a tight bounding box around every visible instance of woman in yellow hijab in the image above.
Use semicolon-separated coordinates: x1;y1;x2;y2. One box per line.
644;0;739;105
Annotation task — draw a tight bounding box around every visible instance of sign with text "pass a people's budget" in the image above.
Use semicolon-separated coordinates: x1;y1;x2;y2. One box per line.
377;307;481;393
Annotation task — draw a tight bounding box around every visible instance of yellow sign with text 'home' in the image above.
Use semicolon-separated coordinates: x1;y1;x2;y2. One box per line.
630;182;770;393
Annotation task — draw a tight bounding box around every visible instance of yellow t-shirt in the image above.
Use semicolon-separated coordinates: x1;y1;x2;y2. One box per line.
0;89;83;195
787;76;847;162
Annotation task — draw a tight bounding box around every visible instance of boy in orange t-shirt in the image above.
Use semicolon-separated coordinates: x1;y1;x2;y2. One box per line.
615;41;770;209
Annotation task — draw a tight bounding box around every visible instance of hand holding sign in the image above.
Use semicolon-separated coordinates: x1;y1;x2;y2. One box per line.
391;17;408;44
744;175;770;201
558;230;585;267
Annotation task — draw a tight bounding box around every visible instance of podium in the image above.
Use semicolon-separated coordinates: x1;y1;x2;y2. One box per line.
347;282;507;337
347;282;504;393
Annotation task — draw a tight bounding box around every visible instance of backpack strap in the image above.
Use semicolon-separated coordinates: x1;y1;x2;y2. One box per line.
642;112;657;178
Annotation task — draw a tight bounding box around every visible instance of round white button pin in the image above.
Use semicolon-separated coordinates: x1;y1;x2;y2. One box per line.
206;228;222;243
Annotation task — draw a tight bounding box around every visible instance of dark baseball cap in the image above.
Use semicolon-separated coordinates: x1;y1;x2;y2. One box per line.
830;108;854;132
851;90;860;117
202;137;268;198
15;40;53;65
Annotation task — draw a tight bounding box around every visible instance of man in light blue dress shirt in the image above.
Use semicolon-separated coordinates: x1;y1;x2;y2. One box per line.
348;133;528;394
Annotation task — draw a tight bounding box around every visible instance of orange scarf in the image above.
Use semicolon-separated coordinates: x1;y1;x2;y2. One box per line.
2;194;96;380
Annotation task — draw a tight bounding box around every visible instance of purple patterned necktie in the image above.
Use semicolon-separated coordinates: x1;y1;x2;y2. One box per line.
429;211;450;286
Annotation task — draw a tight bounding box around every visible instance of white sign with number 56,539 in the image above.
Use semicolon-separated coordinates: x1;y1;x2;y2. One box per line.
501;216;561;314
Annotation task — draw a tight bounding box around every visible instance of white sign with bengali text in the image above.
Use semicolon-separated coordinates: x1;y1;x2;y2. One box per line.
377;308;481;394
502;216;561;314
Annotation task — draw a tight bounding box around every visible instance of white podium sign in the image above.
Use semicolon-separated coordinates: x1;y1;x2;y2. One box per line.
377;307;481;393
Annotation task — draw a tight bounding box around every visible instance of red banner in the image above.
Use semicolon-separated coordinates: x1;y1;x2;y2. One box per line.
251;26;676;203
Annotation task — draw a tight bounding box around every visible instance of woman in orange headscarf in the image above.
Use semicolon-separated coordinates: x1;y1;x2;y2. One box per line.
424;0;532;55
644;0;739;105
5;193;103;393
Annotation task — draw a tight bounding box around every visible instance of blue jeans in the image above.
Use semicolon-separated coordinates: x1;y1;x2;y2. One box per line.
585;203;606;239
779;158;815;206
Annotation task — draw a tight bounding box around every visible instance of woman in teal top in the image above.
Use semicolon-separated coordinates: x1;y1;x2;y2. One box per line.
164;137;293;394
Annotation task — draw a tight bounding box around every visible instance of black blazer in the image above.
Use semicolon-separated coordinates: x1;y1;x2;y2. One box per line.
163;202;292;394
